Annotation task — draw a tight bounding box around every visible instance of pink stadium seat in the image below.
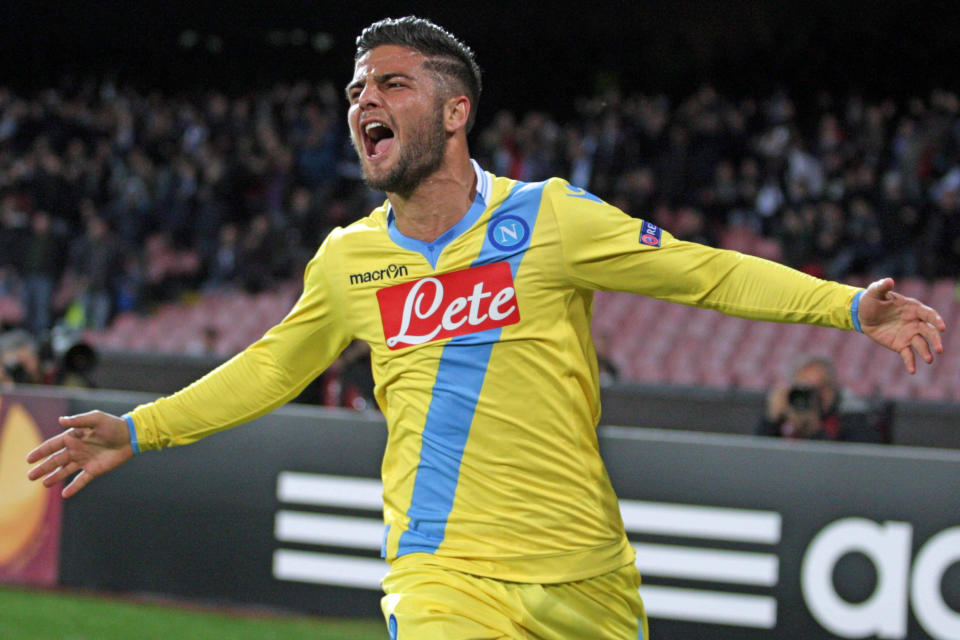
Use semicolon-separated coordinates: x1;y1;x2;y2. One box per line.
929;279;957;305
590;273;960;400
719;226;784;263
79;274;958;404
700;362;732;387
896;277;929;301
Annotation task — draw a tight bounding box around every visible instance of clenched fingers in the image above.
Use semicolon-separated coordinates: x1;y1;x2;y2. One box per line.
915;301;947;332
918;319;945;356
911;333;935;366
899;346;917;375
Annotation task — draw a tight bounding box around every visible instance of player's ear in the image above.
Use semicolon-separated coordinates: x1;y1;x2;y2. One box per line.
444;95;470;133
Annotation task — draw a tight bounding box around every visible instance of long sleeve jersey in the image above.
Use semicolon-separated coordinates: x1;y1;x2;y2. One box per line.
128;161;863;583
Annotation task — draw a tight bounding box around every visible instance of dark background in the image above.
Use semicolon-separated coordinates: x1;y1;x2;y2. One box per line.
3;1;960;127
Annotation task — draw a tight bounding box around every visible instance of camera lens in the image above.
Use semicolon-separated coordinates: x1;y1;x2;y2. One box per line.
788;385;816;411
2;361;30;384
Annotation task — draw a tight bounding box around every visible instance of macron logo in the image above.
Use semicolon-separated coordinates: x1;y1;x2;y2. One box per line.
349;264;409;285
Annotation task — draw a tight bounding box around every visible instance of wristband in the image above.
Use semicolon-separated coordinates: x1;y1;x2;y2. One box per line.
850;290;865;333
122;414;140;454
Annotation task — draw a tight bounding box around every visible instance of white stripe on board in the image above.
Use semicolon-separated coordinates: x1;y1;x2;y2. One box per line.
633;543;778;586
272;549;778;628
276;472;383;510
275;511;383;550
620;500;781;544
640;585;777;628
277;474;781;546
272;550;387;589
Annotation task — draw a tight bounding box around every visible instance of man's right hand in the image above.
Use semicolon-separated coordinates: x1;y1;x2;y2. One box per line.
765;384;789;421
26;411;134;498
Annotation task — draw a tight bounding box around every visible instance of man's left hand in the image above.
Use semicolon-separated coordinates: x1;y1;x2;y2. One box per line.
858;278;947;374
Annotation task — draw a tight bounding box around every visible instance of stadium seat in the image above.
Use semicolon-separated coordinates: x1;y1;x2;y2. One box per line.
81;272;960;404
897;277;929;301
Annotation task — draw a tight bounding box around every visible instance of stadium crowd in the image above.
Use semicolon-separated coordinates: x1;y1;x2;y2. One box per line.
1;79;959;341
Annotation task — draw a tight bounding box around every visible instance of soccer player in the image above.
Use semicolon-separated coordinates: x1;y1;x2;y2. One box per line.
27;17;946;640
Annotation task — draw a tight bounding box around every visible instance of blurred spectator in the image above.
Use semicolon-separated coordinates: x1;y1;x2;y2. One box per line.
0;193;29;295
141;232;202;303
295;98;342;193
777;206;817;272
66;214;121;329
285;185;327;254
113;253;143;315
876;171;923;277
238;214;284;293
672;205;716;246
756;355;886;443
924;186;960;278
204;223;241;290
826;196;884;280
19;210;64;336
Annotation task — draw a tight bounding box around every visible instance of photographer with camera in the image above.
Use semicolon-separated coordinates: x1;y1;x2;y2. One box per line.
757;355;885;442
0;329;46;387
0;328;97;389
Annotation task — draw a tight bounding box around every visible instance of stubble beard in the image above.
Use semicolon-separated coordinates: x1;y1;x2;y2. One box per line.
360;106;448;198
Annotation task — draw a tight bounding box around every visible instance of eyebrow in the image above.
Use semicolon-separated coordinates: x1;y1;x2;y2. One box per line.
345;72;416;99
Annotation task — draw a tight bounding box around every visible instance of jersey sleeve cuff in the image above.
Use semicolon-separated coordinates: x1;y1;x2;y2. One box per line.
850;289;865;333
122;413;141;454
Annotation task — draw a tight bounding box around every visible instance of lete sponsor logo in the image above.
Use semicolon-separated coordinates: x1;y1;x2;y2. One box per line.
376;262;520;349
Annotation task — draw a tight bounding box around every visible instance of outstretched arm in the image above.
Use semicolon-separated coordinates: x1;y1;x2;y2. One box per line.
548;183;948;374
26;236;352;498
858;278;947;374
26;411;133;498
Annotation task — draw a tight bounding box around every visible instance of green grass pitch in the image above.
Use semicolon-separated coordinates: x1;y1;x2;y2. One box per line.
0;585;386;640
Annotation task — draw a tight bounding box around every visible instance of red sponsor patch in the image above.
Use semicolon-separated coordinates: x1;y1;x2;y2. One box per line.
377;262;520;349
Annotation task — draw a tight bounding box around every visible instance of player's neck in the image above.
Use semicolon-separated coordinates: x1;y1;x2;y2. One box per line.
388;150;476;244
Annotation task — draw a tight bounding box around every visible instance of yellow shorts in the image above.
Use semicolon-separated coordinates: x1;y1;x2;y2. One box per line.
380;558;648;640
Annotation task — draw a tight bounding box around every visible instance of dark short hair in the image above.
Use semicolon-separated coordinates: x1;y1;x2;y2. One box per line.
355;16;482;132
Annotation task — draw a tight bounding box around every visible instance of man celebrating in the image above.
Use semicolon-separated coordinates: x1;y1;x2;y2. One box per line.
28;17;945;640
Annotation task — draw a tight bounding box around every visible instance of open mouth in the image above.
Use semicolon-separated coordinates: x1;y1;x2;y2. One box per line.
363;121;395;158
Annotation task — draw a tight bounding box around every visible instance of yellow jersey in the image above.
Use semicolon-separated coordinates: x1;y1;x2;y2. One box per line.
128;161;863;583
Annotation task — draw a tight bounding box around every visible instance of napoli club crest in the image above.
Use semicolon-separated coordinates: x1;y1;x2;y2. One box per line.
488;215;530;251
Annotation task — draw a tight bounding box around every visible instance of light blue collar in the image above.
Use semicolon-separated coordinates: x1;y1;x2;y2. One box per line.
386;160;491;269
